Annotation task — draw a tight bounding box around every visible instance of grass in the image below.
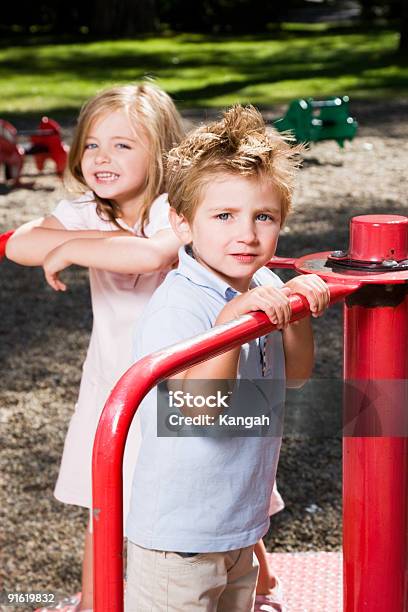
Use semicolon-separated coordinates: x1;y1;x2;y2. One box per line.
0;23;407;119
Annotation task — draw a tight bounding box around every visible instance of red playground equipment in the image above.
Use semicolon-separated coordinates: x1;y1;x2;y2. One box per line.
0;214;407;610
88;214;408;611
0;117;68;184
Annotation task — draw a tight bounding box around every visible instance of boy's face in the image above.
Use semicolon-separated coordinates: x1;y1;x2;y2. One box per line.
170;173;282;292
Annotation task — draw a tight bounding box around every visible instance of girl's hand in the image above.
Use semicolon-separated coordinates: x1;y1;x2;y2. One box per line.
43;244;71;291
284;274;330;317
218;286;292;330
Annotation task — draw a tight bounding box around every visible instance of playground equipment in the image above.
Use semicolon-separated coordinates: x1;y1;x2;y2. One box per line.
91;282;354;611
278;215;408;611
274;96;358;148
0;231;13;258
0;214;406;611
0;117;68;184
87;214;408;610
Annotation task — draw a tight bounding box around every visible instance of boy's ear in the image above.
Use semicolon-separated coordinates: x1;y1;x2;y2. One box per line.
169;207;193;245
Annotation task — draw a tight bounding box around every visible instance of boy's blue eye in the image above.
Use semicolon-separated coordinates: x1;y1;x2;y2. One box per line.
257;213;273;221
116;143;131;149
84;143;97;150
217;212;230;221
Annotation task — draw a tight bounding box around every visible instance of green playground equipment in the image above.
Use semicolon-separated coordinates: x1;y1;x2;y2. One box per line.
274;96;358;148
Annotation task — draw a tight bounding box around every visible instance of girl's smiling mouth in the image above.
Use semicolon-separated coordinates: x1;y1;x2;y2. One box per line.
94;172;120;182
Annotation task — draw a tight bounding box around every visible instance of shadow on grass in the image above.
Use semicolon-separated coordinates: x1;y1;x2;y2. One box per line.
3;37;406;79
0;25;406;113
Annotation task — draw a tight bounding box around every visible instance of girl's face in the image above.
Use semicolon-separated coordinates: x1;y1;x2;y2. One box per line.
81;109;150;208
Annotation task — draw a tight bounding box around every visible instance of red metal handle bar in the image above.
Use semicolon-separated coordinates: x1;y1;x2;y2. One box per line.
0;231;14;261
92;281;360;612
267;255;297;269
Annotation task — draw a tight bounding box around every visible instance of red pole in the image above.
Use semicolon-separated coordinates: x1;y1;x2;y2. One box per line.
343;216;408;611
92;283;357;612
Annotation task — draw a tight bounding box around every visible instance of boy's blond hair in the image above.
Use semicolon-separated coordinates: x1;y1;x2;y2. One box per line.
67;83;184;233
167;105;302;225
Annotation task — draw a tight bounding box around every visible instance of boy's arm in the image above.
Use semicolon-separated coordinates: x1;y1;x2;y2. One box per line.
171;285;292;383
167;286;292;418
282;318;314;388
170;275;328;387
43;230;181;291
5;216;126;266
282;274;330;388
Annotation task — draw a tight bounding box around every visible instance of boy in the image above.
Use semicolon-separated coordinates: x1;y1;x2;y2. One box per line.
125;105;329;611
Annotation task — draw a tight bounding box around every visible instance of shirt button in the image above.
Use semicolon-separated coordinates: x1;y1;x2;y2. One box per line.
225;288;237;302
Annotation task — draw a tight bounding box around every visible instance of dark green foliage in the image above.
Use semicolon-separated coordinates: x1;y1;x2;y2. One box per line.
2;0;90;33
1;0;407;38
90;0;158;35
158;0;285;33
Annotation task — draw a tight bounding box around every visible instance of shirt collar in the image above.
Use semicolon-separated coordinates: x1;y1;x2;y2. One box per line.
176;246;239;302
116;217;138;233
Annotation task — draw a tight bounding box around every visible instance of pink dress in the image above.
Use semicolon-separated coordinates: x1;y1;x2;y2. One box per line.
52;192;171;519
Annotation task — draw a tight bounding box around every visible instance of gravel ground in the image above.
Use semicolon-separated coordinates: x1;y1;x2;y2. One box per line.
0;100;407;609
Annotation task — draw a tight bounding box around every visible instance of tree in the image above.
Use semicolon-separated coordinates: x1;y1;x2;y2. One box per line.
356;0;408;55
360;0;377;19
91;0;158;36
399;0;408;53
158;0;284;33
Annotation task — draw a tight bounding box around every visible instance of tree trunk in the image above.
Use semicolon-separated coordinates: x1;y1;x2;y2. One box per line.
399;0;408;54
360;0;377;19
91;0;157;36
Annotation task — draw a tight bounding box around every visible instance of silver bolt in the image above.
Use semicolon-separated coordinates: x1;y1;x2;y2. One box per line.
330;250;347;258
382;259;398;268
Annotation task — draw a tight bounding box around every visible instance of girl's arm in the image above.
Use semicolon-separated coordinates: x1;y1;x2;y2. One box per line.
5;216;127;266
282;274;330;388
43;229;181;291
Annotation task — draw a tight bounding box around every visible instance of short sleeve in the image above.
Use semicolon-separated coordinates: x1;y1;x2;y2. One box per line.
133;306;208;362
254;267;284;289
52;196;94;230
144;194;171;238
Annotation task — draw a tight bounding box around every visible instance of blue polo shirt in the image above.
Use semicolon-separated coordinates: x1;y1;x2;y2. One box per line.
126;246;286;552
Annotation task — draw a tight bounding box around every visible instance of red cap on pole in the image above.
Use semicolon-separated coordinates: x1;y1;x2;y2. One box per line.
348;214;408;263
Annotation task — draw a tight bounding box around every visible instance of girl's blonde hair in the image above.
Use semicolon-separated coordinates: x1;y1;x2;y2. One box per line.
167;105;303;225
67;83;184;233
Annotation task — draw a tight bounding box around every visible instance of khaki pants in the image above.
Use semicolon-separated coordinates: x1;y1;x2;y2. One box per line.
125;541;259;611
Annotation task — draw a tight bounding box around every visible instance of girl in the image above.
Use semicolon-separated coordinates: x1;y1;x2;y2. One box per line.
6;83;184;612
7;85;284;611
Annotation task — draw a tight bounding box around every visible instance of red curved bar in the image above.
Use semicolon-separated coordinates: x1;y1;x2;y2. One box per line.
92;281;360;612
0;230;14;261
